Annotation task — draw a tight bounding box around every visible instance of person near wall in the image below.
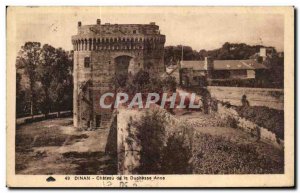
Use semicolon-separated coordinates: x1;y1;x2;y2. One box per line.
241;94;250;107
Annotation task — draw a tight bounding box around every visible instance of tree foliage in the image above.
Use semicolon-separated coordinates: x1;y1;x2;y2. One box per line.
16;42;73;117
16;42;41;117
115;69;177;97
164;42;276;65
164;45;200;66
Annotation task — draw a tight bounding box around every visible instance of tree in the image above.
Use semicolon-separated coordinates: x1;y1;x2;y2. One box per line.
16;42;74;118
37;44;57;117
199;49;208;60
16;72;26;117
164;45;200;66
49;48;73;116
205;42;268;60
263;54;284;88
16;42;41;118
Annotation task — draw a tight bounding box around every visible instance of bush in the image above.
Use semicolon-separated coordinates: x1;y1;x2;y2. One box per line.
134;110;193;174
210;98;218;112
236;106;284;140
192;132;284;174
118;69;178;97
226;116;238;128
161;132;192;174
134;110;166;174
162;76;177;92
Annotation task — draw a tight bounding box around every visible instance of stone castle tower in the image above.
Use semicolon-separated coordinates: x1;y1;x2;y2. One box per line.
71;19;166;129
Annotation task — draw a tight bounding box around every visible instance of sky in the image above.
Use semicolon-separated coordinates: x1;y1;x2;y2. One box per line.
10;7;284;53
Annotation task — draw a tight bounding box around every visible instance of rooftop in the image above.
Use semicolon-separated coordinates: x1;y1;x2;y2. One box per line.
180;59;267;70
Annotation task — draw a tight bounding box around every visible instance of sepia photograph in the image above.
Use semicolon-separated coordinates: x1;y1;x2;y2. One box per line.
6;6;294;187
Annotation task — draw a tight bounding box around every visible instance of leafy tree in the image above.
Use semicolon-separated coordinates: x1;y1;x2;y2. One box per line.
164;45;200;66
199;49;208;60
16;42;73;118
205;42;271;60
37;44;57;117
16;72;27;116
16;42;41;118
49;48;73;115
263;54;284;88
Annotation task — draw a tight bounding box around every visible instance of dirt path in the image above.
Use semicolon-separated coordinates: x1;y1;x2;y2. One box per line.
16;118;117;175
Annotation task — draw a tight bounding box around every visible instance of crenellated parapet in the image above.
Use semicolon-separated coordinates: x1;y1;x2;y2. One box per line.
71;19;166;51
71;36;165;51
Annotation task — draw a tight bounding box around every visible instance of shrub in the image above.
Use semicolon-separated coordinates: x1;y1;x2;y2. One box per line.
161;132;192;174
192;132;284;174
218;115;238;128
236;106;284;140
162;76;177;92
210;98;218;112
134;110;166;174
134;110;193;174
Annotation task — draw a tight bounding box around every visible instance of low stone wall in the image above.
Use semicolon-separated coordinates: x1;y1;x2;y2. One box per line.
208;86;284;110
17;111;72;125
116;107;194;175
217;103;284;149
117;108;142;175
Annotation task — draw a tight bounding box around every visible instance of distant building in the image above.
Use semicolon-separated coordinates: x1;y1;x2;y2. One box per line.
260;47;276;61
166;48;269;87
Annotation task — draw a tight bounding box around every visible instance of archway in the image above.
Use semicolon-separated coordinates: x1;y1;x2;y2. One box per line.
114;55;135;87
115;55;134;76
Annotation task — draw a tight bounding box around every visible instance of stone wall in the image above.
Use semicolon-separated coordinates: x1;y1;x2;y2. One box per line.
208;86;284;110
116;107;194;175
217;103;284;149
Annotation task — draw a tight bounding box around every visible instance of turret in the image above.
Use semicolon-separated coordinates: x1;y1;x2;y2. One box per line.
96;19;101;25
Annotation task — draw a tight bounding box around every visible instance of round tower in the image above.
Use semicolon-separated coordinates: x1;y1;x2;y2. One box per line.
71;19;166;129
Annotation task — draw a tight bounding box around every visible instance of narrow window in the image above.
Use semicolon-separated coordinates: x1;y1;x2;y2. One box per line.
133;30;136;34
84;57;90;68
96;115;101;127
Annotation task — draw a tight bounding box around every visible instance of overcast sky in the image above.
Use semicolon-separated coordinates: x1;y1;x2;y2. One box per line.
11;7;284;53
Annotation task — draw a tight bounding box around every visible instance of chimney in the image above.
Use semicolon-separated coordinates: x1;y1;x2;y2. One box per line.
204;57;214;70
204;57;214;79
260;47;267;61
97;19;101;25
78;21;82;27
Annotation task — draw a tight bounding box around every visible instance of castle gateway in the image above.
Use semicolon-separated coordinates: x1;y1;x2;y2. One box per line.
71;19;166;129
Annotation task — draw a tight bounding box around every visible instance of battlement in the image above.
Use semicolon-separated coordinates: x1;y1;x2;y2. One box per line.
71;20;165;51
74;19;162;36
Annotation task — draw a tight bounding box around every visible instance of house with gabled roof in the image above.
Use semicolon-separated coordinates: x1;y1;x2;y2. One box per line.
165;47;270;87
